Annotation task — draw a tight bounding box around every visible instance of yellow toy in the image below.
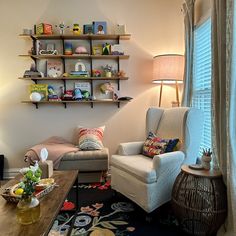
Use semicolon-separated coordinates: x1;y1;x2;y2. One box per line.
72;23;82;35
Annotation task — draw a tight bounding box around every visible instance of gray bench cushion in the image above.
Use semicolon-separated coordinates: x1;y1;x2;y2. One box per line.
58;148;109;172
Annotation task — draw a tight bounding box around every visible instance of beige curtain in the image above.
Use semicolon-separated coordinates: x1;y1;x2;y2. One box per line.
181;0;195;107
211;0;236;234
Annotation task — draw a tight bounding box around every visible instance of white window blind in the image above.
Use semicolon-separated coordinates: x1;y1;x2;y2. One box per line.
192;18;212;154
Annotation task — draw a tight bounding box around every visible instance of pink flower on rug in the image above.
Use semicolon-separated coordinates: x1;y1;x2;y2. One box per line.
89;210;100;217
92;203;104;209
80;206;94;213
126;227;135;232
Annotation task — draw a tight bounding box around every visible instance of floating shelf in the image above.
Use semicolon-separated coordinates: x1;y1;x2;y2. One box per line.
19;34;131;40
18;76;129;81
21;99;130;109
19;54;130;59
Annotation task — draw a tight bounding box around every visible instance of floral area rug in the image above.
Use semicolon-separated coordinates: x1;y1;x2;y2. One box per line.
49;182;186;236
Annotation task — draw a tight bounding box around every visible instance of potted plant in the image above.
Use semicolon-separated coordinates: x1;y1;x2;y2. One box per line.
16;163;42;225
201;148;212;170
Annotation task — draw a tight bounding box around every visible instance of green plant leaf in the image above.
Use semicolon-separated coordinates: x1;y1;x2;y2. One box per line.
100;221;117;229
111;220;128;225
93;216;98;225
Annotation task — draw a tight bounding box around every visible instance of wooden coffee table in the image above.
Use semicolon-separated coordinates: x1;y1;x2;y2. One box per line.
0;170;78;236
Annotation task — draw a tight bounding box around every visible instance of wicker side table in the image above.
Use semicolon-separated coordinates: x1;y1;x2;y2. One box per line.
172;165;227;236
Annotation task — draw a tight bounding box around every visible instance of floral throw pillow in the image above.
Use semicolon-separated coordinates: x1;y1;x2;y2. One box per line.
142;132;179;158
76;126;105;150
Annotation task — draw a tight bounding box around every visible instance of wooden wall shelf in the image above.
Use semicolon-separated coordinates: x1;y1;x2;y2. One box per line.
19;34;131;40
19;32;131;109
22;99;130;109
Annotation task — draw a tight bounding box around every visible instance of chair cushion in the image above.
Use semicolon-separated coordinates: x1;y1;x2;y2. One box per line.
142;132;179;158
111;154;157;184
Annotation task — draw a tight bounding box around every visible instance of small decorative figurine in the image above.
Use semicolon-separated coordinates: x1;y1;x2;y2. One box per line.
201;148;212;170
92;69;102;77
101;64;113;77
55;22;69;35
75;46;88;54
72;24;82;35
64;42;73;55
100;82;114;94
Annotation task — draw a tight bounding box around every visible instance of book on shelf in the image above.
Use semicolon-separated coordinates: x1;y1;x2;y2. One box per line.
47;60;63;78
29;84;48;101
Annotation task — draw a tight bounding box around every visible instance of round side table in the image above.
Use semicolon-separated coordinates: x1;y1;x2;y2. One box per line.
171;165;227;236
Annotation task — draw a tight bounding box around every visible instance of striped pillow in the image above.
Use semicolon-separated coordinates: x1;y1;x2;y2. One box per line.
77;126;105;150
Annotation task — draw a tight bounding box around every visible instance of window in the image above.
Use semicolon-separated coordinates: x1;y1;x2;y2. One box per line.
192;18;212;154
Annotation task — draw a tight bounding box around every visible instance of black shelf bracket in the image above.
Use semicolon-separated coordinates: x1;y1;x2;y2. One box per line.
62;102;67;109
117;79;120;90
117;102;120;108
90;102;94;108
33;102;39;109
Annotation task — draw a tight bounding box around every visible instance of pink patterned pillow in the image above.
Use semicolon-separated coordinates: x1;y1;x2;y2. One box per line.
76;126;105;150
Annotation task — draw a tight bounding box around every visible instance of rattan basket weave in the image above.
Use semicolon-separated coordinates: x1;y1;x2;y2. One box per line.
172;168;227;236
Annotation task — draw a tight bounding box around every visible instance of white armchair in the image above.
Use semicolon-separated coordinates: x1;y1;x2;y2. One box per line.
111;107;204;213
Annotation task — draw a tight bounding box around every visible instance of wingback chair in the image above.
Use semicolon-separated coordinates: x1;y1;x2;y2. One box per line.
111;107;204;213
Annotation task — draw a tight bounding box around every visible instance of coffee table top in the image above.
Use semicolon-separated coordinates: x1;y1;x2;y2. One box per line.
0;170;78;236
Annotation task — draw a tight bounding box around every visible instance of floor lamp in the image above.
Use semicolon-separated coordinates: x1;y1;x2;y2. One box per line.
153;54;184;107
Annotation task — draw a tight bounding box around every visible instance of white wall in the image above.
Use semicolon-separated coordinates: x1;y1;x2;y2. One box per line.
0;0;184;170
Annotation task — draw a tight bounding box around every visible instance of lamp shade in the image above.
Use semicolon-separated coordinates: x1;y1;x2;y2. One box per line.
153;54;184;84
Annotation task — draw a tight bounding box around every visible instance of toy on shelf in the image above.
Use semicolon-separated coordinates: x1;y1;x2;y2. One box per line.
48;85;60;101
55;22;69;35
116;70;126;77
111;44;124;55
72;24;82;35
23;63;43;78
62;90;74;101
101;64;113;77
102;43;111;55
74;46;88;55
74;82;91;100
64;42;73;55
70;61;89;77
36;23;53;35
39;43;58;55
92;69;102;77
100;82;114;95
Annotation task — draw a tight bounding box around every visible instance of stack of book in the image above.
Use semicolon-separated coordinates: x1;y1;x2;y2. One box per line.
69;71;89;77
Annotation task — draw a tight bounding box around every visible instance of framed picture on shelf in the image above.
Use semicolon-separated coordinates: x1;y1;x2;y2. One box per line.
92;45;103;55
93;21;107;34
47;60;63;78
83;24;93;34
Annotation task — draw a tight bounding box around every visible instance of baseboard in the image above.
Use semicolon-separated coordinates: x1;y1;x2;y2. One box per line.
4;168;20;179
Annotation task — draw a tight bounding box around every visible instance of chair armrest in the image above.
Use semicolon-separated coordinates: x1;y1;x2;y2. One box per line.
118;141;144;156
153;151;185;178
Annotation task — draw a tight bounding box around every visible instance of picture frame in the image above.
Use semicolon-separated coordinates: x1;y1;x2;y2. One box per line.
92;45;103;55
114;24;126;35
83;24;93;34
93;21;107;35
47;60;63;78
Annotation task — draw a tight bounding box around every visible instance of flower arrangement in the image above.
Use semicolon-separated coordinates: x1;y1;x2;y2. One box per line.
17;163;42;198
101;64;113;72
